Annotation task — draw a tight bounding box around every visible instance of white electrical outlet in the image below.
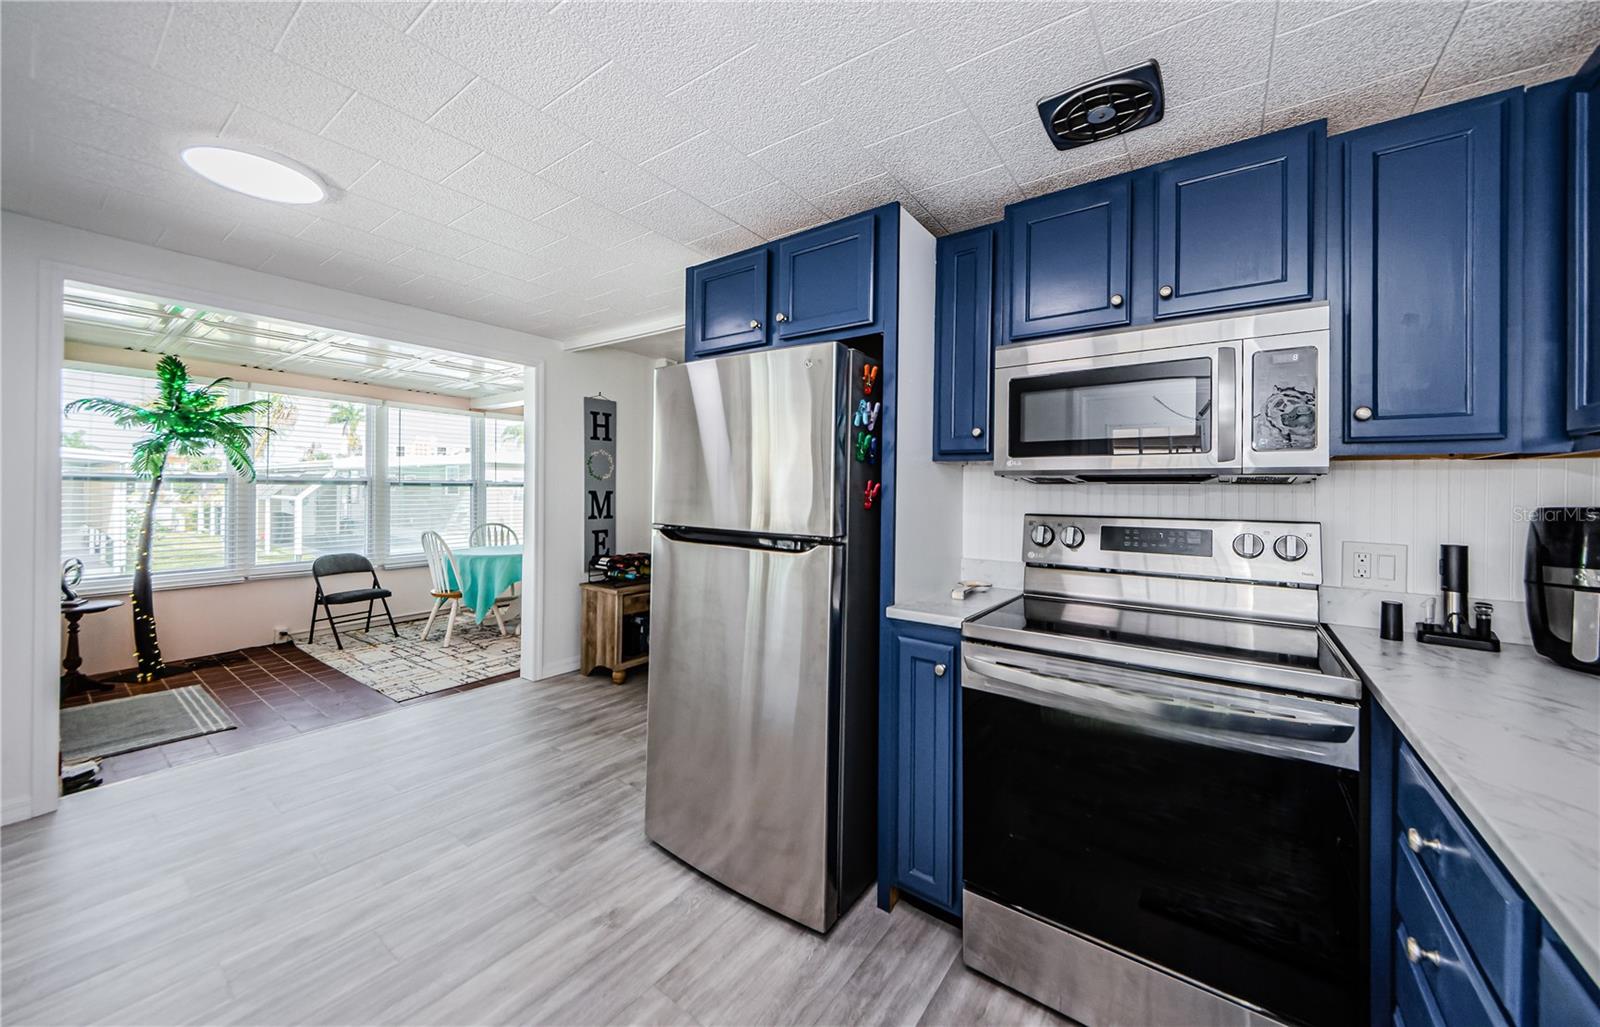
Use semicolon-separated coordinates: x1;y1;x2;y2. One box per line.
1341;542;1408;593
275;625;290;641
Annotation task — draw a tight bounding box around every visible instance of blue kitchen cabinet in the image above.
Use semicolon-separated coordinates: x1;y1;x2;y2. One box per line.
1005;177;1132;340
1151;122;1321;319
685;249;769;359
774;212;876;341
1538;929;1600;1026
884;620;961;916
1571;62;1600;437
933;226;997;460
1335;90;1519;447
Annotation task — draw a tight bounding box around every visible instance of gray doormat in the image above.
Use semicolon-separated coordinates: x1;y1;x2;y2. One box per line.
60;686;236;762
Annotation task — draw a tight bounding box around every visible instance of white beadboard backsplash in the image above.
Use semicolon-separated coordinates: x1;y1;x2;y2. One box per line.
961;458;1600;640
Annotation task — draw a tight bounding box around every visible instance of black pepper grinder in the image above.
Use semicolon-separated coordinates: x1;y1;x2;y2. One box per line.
1440;544;1470;634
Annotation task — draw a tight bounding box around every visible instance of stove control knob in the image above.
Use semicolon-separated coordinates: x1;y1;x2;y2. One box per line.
1029;524;1055;548
1274;534;1309;562
1232;532;1265;559
1059;524;1085;549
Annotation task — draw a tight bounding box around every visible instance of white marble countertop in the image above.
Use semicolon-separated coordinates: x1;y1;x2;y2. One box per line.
1330;625;1600;983
886;588;1021;629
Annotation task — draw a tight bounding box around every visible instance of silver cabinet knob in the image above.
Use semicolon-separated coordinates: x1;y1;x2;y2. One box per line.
748;319;761;329
933;663;947;677
971;427;983;438
1405;936;1442;966
1354;406;1374;421
1109;293;1123;307
774;312;789;323
1158;285;1174;299
1406;827;1443;854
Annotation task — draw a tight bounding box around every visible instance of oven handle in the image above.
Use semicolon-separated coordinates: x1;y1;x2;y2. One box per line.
962;650;1354;744
1216;345;1238;464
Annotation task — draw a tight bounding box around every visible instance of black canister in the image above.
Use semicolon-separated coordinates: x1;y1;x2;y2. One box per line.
1525;508;1600;674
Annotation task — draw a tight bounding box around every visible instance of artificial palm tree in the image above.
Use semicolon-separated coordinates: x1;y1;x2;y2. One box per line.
65;356;272;681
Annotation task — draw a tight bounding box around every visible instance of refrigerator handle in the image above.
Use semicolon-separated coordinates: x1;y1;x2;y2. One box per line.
658;526;828;553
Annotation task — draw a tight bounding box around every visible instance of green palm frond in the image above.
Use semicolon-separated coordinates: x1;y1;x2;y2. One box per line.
63;396;148;428
218;435;258;481
154;355;190;410
130;437;170;478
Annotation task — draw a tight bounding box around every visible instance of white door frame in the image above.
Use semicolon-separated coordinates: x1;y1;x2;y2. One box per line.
25;258;548;821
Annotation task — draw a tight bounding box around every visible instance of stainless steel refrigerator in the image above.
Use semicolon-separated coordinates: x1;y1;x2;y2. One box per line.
645;340;879;933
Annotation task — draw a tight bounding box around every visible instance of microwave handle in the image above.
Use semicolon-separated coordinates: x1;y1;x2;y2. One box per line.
1216;346;1238;463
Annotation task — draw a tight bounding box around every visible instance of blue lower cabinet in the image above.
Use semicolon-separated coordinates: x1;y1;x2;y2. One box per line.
1538;929;1600;1026
933;226;996;460
885;620;960;915
773;212;876;341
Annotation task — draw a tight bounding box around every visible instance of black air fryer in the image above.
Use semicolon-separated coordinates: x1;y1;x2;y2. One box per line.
1525;507;1600;675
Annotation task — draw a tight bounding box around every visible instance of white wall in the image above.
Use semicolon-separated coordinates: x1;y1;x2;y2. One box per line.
960;457;1600;641
1;213;655;824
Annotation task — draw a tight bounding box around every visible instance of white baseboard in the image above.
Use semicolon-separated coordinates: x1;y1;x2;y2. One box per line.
538;655;581;680
2;795;39;826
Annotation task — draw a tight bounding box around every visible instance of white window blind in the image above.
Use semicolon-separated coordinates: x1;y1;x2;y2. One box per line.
252;391;372;567
483;415;525;541
61;367;232;586
388;406;474;557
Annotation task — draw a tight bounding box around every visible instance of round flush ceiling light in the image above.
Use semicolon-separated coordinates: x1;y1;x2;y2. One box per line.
180;145;327;204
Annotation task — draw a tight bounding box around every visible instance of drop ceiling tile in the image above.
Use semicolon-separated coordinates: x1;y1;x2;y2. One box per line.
440;152;575;222
1123;81;1266;165
537;142;669;210
297;219;410;263
469;269;546;300
625;232;709;270
1105;1;1275;104
715;181;827;239
532;197;649;250
751;2;919;82
222;106;378;188
1425;1;1600;96
1090;0;1230;52
426;78;589;172
317;250;403;290
1275;1;1368;34
188;2;298;50
804;30;968;145
545;1;762;94
348;162;478;224
30;31;236;135
156;5;352;133
1;166;108;231
309;190;399;234
450;203;566;257
668;45;831;155
913;164;1021;233
278;3;474;121
88;187;177;246
641;132;776;208
365;3;431;33
1016;151;1134;199
459;241;564;282
812;173;935;223
405;2;605;109
7;0;168;61
1266;2;1465;109
946;9;1107;135
226;222;328;264
1415;55;1586;113
370;211;483;260
157;221;276;271
623;190;739;246
320;95;478;182
257;242;342;285
691;225;766;258
3;82;205;172
388;246;488;286
864;110;1004;193
541;60;706;163
750;121;887;202
908;2;1088;69
1264;65;1430;134
990;121;1129;187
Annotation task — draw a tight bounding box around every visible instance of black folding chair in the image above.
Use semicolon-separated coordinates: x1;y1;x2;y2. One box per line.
308;553;399;650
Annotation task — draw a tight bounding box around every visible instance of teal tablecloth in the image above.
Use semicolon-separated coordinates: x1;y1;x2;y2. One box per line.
448;545;521;623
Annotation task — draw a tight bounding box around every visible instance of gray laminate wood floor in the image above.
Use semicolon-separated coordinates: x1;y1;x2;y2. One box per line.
2;671;1065;1026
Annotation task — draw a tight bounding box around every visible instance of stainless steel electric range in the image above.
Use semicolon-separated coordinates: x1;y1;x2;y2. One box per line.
960;515;1363;1027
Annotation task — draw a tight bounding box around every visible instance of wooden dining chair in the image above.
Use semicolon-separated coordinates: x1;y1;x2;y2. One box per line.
420;531;505;645
469;522;521;605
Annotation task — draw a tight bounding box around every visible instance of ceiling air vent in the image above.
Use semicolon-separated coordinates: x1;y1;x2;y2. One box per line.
1037;61;1165;151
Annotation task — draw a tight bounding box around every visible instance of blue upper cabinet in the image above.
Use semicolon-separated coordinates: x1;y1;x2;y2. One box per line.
774;212;876;340
686;250;768;359
934;226;996;460
1006;177;1132;340
1571;66;1600;437
1152;123;1320;318
1337;91;1519;446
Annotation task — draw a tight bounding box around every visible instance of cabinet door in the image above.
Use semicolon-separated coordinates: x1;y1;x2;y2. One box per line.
895;633;957;910
1153;123;1318;318
1572;81;1600;436
934;227;996;460
773;212;875;339
1006;178;1132;339
1342;94;1514;442
687;250;769;358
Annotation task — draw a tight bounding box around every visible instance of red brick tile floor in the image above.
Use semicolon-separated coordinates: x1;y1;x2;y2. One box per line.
60;643;520;784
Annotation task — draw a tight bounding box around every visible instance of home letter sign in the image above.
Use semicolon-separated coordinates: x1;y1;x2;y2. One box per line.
584;396;617;565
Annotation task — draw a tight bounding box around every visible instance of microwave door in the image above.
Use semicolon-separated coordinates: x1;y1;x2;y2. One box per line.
1243;332;1329;476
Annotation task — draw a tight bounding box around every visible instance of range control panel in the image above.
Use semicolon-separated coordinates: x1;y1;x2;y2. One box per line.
1022;514;1323;587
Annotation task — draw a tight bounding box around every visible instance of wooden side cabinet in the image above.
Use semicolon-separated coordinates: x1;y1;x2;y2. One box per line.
580;582;649;684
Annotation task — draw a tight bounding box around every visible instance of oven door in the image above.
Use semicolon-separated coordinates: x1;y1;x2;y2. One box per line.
961;642;1361;1027
994;341;1242;481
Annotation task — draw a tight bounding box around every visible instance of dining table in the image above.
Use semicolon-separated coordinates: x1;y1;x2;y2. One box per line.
448;544;522;623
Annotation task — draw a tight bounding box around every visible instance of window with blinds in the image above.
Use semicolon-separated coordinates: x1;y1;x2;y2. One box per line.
252;391;372;566
483;415;525;541
388;406;475;557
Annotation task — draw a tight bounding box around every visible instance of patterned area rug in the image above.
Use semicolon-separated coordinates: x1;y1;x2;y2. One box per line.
294;619;521;701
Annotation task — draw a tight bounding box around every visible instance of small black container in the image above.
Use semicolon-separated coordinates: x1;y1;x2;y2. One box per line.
1380;601;1404;641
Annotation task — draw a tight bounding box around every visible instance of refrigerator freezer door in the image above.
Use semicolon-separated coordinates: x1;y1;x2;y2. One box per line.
653;342;851;538
645;528;840;931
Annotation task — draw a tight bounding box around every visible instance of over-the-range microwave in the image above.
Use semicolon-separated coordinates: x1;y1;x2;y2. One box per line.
994;305;1330;484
